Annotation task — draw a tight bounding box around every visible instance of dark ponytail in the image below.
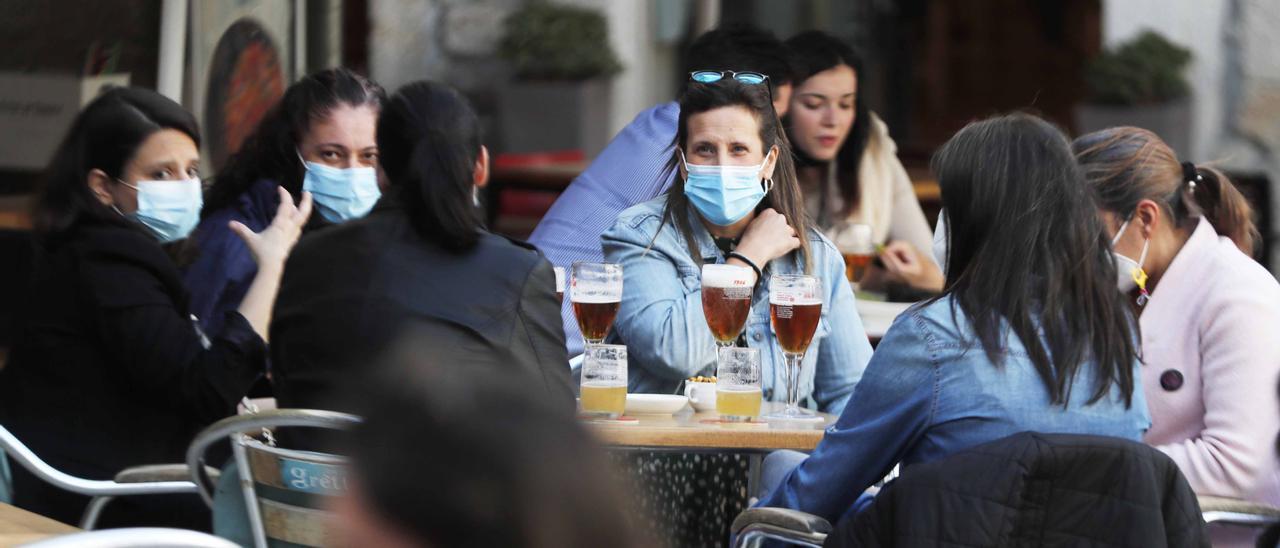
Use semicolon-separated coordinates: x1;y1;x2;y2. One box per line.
1074;127;1260;256
376;81;483;252
1190;165;1259;254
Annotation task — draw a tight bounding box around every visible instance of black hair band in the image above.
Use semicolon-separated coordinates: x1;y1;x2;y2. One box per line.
1181;161;1201;186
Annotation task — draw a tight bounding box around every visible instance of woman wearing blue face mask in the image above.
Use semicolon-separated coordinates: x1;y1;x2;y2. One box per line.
601;75;872;414
186;68;385;335
0;87;311;527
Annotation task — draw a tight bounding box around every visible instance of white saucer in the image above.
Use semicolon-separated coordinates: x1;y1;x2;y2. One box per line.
624;394;689;415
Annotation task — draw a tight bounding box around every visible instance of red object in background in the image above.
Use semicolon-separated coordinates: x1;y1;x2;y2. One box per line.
493;150;586;169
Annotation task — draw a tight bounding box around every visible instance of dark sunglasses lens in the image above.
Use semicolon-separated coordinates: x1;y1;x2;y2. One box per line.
692;71;724;83
734;72;767;85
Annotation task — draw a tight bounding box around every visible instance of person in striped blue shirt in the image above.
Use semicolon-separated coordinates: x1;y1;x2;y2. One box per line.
530;25;798;357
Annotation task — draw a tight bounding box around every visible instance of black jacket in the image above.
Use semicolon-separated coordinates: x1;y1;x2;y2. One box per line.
829;432;1208;547
0;221;265;525
270;201;574;413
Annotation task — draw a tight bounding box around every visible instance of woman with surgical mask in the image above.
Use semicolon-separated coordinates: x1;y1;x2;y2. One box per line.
1075;128;1280;540
0;88;310;528
602;74;872;414
186;68;385;334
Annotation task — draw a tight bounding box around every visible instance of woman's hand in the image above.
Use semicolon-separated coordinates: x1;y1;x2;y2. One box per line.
879;240;945;292
230;188;313;269
735;208;802;267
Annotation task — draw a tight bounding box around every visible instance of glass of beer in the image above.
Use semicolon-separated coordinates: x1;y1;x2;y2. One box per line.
767;275;822;419
580;343;628;419
701;263;754;346
571;262;623;344
716;347;762;422
553;266;566;304
833;223;875;288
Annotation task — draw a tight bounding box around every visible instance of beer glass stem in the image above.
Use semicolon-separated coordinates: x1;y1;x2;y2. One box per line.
784;352;803;415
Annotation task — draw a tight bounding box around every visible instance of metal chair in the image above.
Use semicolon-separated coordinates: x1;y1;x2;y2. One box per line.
20;527;239;548
731;494;1280;547
1199;495;1280;529
0;425;198;529
185;409;362;548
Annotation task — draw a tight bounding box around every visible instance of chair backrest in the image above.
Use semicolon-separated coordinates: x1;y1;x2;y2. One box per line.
186;409;362;548
234;437;348;548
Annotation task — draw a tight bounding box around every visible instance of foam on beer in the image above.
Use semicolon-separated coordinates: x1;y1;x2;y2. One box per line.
702;265;753;288
570;291;622;303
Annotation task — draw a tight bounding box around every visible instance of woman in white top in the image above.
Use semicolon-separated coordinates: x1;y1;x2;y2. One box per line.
784;31;942;293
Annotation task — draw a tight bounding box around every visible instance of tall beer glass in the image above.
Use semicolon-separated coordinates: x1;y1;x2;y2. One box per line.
701;263;754;346
580;344;627;419
832;222;874;288
571;262;623;345
767;275;822;419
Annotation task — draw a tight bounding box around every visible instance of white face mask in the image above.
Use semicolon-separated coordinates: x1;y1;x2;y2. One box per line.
1111;217;1150;293
931;211;948;274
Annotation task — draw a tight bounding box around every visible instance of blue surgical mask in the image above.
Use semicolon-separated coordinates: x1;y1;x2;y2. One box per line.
299;154;381;223
680;150;773;226
116;178;203;243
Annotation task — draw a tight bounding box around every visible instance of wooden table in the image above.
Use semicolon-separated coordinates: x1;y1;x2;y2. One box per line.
0;502;78;546
587;402;833;452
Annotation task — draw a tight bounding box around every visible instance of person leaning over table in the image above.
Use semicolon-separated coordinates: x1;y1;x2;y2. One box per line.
1075;127;1280;545
756;113;1150;526
529;24;798;358
783;31;942;294
601;73;872;415
0;87;311;528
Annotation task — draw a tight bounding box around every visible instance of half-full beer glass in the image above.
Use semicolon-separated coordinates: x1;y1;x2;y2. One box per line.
571;262;623;344
832;222;874;288
701;263;754;346
767;275;822;419
716;347;762;421
580;344;627;418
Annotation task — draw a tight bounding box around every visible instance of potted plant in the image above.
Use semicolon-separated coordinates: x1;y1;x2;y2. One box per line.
497;1;623;157
1075;30;1194;157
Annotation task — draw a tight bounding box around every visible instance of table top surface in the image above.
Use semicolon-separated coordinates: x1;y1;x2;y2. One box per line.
586;401;834;452
0;502;78;546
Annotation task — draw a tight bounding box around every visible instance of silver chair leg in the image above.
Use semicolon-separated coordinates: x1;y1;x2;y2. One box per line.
735;525;827;548
80;495;114;530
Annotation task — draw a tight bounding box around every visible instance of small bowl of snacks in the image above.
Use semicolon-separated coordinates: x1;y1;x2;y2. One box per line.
683;376;717;412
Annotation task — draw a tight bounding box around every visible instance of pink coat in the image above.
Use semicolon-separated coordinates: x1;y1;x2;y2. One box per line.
1140;217;1280;506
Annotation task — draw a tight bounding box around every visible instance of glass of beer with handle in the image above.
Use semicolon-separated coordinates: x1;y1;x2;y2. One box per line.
767;275;822;419
571;262;623;344
701;263;754;346
833;223;874;288
580;344;627;419
716;347;762;421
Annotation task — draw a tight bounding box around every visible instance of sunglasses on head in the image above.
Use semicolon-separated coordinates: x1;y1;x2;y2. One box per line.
689;70;770;86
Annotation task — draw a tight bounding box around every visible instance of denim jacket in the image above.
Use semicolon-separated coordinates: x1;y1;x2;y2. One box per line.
758;295;1152;523
600;195;873;414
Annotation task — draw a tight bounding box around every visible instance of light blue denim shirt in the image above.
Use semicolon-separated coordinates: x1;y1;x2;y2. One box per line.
758;295;1152;522
601;194;873;414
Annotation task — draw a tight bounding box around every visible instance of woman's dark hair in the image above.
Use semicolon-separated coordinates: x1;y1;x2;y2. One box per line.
347;332;643;548
376;81;485;252
33;86;200;239
785;30;871;216
1073;127;1259;255
662;79;813;271
684;24;797;90
203;68;385;217
931;113;1138;407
